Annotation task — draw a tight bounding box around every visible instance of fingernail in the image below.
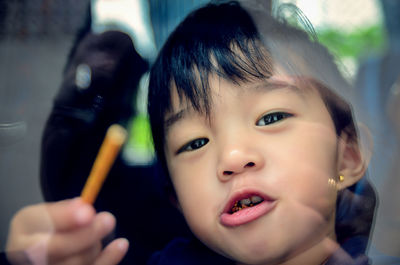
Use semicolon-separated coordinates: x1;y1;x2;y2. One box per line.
101;213;115;230
74;205;92;225
118;238;129;251
72;197;82;203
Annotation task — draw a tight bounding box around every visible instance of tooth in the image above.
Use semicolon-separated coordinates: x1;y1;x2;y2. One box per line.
251;196;263;204
240;198;251;206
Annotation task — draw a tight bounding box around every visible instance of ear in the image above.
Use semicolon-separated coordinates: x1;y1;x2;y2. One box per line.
336;124;373;190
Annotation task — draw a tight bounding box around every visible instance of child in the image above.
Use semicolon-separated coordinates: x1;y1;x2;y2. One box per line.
4;1;376;265
147;1;374;264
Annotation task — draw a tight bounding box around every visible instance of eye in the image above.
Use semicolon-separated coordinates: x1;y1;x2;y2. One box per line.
177;138;209;153
256;112;293;126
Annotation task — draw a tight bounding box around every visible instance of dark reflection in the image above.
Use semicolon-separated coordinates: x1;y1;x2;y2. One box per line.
0;0;89;252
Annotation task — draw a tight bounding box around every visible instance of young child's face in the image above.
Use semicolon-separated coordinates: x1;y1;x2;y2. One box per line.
164;74;343;264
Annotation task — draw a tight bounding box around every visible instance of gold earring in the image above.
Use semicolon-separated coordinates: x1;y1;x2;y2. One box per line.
339;175;345;182
328;178;337;188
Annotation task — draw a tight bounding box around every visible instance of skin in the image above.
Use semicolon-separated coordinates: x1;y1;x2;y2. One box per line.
6;198;128;265
164;75;365;265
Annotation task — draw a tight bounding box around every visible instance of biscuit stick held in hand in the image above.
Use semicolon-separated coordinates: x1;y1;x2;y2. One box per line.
81;124;127;204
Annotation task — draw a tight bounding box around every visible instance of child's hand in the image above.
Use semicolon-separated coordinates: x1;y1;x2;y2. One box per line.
6;198;128;265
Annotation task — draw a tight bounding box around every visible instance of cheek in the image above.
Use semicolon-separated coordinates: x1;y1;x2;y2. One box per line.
275;120;338;175
168;159;222;238
269;122;339;212
264;129;339;249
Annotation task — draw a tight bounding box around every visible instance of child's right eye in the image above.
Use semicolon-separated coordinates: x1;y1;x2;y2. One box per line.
177;138;209;153
256;111;293;126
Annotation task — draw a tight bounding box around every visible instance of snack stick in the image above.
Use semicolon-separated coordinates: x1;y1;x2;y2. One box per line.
81;124;127;204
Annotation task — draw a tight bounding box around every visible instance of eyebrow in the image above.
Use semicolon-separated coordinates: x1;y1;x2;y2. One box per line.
164;105;210;136
251;79;309;101
251;79;301;93
164;78;306;132
165;109;187;131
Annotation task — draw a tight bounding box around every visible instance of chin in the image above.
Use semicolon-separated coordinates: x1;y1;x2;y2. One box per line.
217;241;290;265
228;253;286;265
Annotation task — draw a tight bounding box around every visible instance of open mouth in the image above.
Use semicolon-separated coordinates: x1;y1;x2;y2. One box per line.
220;191;276;227
230;195;264;214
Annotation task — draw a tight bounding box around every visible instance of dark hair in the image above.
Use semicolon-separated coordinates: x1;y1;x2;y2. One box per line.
148;0;375;256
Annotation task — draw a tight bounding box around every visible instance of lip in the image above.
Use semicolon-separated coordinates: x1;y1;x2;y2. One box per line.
220;190;277;227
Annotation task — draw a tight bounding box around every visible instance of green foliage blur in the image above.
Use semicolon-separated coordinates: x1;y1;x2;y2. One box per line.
317;23;387;63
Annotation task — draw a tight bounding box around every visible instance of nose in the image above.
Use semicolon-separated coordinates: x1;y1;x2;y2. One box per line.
217;145;264;182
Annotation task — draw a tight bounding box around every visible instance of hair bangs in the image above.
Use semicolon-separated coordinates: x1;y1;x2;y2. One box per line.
170;40;273;118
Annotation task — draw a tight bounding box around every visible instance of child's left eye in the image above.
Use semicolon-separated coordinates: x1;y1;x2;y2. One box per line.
177;138;209;154
256;112;293;126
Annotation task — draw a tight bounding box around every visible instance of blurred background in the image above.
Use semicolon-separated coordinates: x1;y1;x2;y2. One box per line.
0;0;90;249
0;0;398;259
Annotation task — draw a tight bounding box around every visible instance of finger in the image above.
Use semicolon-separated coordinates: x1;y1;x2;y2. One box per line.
94;238;129;265
45;198;96;231
52;242;102;265
18;198;96;234
48;212;115;260
10;198;95;238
